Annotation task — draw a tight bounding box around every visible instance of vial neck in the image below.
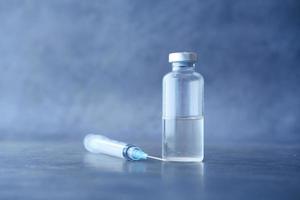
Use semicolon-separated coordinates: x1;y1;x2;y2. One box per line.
171;62;195;72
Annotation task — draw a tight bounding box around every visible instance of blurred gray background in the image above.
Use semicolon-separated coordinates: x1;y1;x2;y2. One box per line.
0;0;299;144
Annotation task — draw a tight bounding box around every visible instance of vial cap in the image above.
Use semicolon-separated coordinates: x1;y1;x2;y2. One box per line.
169;52;197;63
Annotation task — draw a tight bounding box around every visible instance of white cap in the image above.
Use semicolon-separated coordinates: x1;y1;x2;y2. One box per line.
168;52;197;63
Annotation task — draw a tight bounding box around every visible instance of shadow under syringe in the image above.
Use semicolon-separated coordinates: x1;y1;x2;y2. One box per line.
83;153;153;174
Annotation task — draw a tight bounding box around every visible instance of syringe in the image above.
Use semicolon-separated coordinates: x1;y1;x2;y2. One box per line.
84;134;163;161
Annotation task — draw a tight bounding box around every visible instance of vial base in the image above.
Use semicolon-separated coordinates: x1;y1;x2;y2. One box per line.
162;117;204;162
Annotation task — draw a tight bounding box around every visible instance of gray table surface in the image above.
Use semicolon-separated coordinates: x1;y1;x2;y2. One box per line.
0;141;299;200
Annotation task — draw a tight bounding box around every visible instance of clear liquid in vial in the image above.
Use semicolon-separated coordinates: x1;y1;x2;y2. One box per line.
162;116;204;162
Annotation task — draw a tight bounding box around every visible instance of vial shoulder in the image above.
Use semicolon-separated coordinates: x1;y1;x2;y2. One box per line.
193;71;204;82
163;71;204;82
163;72;174;82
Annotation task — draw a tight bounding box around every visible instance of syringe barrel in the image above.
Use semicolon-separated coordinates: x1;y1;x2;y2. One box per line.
84;134;127;159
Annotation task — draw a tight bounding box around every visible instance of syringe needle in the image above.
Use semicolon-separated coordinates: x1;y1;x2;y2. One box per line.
147;155;165;161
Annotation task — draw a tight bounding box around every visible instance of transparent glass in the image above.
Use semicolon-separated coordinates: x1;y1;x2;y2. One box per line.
162;61;204;162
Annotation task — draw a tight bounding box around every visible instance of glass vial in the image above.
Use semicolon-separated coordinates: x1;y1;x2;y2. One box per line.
162;52;204;162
